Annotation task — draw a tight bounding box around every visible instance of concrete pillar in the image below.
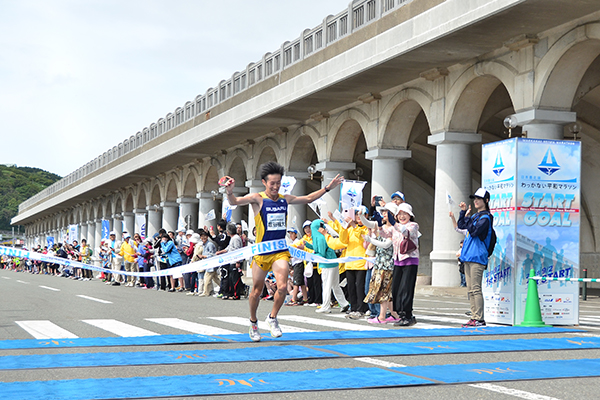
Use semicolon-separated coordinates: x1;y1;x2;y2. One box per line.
315;161;356;214
123;212;135;237
161;202;178;233
197;192;218;231
147;205;162;238
511;109;576;140
86;221;96;251
94;219;103;252
365;149;412;201
427;132;482;287
229;187;248;224
287;171;309;229
111;215;123;240
80;223;88;243
133;209;147;238
245;180;264;235
177;197;199;231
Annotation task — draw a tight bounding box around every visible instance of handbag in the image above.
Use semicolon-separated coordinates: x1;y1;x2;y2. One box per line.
399;231;417;254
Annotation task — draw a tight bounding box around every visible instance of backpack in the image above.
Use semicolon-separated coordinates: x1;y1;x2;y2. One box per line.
480;214;497;257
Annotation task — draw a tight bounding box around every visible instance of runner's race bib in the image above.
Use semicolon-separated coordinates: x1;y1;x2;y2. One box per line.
267;213;286;230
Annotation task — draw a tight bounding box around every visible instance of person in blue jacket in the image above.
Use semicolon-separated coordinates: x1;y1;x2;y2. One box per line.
160;233;183;292
457;188;493;327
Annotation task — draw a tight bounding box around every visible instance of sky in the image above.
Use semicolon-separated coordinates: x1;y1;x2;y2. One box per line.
0;0;351;177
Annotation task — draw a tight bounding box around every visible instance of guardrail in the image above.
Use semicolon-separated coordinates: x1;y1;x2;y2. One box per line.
19;0;411;212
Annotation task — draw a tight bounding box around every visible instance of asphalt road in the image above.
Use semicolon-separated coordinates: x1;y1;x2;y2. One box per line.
1;267;600;399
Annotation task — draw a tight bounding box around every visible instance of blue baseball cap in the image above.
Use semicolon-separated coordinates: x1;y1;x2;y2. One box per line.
391;191;405;201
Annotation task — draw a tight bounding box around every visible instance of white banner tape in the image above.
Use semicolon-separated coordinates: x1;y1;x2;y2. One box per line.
0;241;374;278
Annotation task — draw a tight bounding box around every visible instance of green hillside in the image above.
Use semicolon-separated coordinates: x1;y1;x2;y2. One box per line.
0;165;62;230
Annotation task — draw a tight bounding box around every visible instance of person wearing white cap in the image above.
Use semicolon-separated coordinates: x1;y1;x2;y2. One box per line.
298;220;321;305
187;233;203;295
119;233;138;287
107;231;123;285
360;203;403;324
457;187;493;328
389;202;420;327
391;191;405;205
286;227;307;305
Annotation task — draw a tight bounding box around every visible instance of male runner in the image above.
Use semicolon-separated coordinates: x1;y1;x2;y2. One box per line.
222;161;343;341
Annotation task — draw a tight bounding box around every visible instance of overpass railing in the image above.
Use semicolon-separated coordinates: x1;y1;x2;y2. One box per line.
19;0;411;213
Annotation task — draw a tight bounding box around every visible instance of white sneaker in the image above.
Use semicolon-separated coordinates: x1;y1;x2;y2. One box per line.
265;315;282;338
316;307;331;313
249;321;261;342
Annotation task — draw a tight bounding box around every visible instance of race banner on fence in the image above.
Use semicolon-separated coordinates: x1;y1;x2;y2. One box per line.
0;241;374;279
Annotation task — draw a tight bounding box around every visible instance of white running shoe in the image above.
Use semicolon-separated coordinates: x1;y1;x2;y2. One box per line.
265;315;282;338
249;321;261;342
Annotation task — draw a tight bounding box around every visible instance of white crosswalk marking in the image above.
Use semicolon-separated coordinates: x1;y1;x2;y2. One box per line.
77;295;112;304
146;318;238;335
326;313;449;329
39;285;60;291
15;320;78;339
354;357;407;368
207;316;315;333
277;315;386;331
82;319;159;337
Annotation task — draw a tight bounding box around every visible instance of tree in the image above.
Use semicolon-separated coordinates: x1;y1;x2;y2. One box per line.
0;165;61;231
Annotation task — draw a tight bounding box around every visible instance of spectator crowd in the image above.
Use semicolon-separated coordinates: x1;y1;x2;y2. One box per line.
2;185;491;328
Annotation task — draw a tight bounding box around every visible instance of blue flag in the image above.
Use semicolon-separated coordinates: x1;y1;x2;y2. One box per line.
102;220;110;240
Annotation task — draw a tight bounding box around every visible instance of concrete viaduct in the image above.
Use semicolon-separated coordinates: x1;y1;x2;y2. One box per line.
12;0;600;287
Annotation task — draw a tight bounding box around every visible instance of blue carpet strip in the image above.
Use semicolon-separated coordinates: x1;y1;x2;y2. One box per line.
1;336;598;370
0;326;579;350
2;359;600;399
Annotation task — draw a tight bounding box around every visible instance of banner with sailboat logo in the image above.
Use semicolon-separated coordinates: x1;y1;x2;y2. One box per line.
482;138;581;326
482;138;517;325
515;139;580;326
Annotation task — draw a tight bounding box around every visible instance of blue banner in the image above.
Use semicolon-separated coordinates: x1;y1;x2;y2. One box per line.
101;220;110;240
514;139;580;325
482;139;517;324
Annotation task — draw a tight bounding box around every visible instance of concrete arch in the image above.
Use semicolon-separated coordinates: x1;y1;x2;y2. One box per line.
329;121;367;162
446;61;519;132
379;87;434;148
185;164;203;193
253;137;283;171
136;183;149;209
112;193;124;215
535;23;600;109
123;191;134;212
181;169;199;198
228;156;248;186
225;148;251;179
203;165;220;192
149;182;163;206
101;200;112;218
255;146;279;177
327;108;374;159
288;126;320;171
381;99;427;149
164;172;180;202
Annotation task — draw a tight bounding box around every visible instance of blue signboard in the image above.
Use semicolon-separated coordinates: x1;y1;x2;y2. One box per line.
482;138;580;325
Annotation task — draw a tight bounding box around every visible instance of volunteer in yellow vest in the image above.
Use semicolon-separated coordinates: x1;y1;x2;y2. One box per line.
328;207;369;319
119;233;138;287
222;161;343;342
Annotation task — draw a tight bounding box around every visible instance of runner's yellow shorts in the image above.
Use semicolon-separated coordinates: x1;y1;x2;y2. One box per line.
253;251;291;272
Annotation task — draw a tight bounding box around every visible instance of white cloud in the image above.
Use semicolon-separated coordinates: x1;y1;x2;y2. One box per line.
0;0;350;176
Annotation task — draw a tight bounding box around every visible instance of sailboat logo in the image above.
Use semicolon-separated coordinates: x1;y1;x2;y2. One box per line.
538;148;561;176
493;152;505;177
